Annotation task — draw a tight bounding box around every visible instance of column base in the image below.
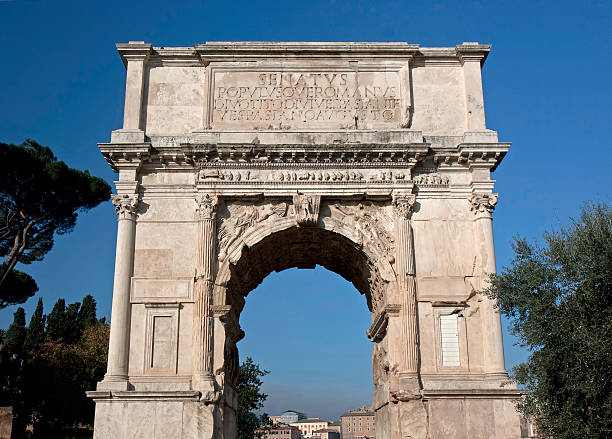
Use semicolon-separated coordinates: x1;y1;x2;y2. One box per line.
96;375;131;391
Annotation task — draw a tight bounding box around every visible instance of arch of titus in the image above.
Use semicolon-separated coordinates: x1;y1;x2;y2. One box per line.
87;41;521;438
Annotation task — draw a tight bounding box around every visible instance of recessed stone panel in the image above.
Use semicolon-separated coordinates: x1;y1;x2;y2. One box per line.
209;68;402;130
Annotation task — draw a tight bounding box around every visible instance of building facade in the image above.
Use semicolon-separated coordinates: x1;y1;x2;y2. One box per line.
291;418;329;438
341;407;376;439
313;428;341;439
257;423;302;439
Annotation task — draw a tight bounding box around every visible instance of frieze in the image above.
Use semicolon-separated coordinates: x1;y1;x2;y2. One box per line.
413;172;449;185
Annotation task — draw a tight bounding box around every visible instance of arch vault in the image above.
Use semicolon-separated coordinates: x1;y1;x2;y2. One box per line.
88;41;522;438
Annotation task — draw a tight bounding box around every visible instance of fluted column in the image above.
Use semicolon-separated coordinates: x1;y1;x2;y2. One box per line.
100;193;139;390
393;193;420;394
193;194;218;390
469;193;506;375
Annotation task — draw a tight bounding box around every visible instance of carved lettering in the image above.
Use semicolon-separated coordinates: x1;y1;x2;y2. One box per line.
212;71;401;127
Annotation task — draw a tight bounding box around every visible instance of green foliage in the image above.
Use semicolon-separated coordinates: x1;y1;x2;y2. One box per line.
0;269;38;308
0;294;110;437
78;294;97;330
23;298;45;352
484;202;612;438
237;357;269;439
0;139;111;307
46;298;66;340
5;307;26;356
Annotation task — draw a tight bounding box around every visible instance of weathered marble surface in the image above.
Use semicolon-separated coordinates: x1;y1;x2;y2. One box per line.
89;41;521;438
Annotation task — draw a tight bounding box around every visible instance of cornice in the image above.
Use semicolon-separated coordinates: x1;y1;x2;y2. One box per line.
98;143;152;172
194;42;421;61
456;42;491;66
115;41;492;66
180;142;430;165
116;42;153;67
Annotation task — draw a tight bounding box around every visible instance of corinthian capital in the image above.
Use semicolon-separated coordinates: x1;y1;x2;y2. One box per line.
469;193;498;215
111;194;139;219
393;193;416;219
196;194;218;220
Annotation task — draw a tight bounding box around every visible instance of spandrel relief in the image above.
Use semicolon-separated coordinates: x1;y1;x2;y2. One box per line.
217;201;288;261
329;202;395;263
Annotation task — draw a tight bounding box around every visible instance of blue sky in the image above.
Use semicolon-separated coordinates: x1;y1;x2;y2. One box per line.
0;0;610;421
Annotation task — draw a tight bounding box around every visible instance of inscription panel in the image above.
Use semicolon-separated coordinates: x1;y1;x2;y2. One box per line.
209;68;403;130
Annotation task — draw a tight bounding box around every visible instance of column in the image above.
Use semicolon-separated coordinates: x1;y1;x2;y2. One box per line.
192;194;218;390
393;192;420;394
100;193;139;390
469;193;506;375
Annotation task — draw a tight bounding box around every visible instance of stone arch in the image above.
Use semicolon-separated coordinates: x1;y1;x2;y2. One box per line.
213;212;397;313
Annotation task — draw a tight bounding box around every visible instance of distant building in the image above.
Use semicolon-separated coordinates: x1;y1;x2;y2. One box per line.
326;422;341;433
312;428;341;439
281;410;307;424
340;407;375;439
290;418;329;438
257;423;302;439
269;415;281;425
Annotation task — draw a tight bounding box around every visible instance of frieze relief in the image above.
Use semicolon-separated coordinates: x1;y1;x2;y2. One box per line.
413;172;449;185
196;168;418;185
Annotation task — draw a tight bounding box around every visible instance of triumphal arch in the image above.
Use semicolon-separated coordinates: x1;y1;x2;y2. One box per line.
88;41;521;438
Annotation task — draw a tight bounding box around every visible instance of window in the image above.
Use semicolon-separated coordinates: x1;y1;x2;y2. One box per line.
440;313;460;366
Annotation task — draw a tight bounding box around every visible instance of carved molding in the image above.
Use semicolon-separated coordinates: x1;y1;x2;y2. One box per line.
293;194;321;226
111;194;139;219
469;193;498;215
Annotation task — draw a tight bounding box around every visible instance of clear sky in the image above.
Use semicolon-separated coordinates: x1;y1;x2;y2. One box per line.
0;0;610;422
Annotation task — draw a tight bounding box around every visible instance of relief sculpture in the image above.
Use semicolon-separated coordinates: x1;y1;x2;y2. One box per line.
217;202;288;260
330;202;395;263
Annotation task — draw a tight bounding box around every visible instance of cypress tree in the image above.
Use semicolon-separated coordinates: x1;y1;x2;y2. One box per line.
46;298;66;340
64;302;81;343
78;294;97;329
24;298;45;351
5;307;26;355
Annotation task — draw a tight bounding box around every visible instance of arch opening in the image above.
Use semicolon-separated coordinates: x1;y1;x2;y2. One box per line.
222;225;387;316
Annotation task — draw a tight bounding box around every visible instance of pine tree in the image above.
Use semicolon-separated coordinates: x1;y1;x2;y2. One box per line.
46;298;66;340
5;307;26;355
24;298;45;351
78;294;97;329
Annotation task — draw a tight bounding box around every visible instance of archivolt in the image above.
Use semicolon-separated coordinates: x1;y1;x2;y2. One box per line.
213;214;396;316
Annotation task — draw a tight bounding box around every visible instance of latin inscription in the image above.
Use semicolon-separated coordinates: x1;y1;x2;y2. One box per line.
211;71;401;128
